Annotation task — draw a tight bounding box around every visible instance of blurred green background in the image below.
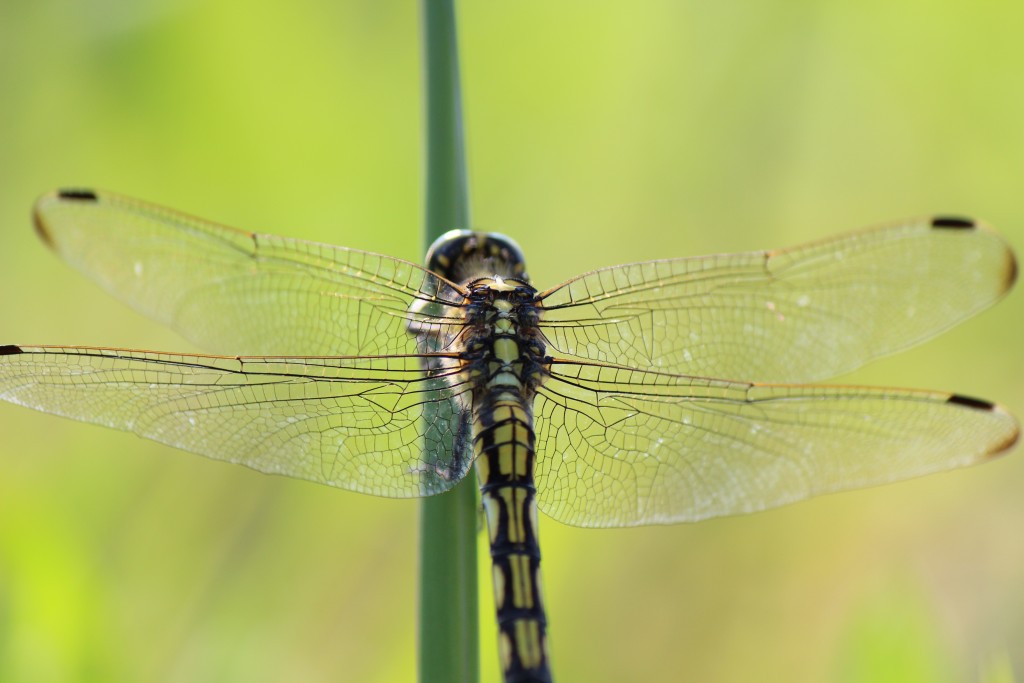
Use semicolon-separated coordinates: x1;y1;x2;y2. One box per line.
2;2;1023;682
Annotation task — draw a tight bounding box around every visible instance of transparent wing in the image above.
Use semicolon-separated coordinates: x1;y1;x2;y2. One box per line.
538;218;1017;382
33;190;466;356
534;360;1020;527
0;345;473;497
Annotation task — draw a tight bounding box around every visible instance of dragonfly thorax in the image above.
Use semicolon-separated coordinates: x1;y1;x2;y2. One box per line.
457;278;548;398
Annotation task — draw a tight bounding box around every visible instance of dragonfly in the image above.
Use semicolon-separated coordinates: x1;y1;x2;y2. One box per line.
0;189;1019;683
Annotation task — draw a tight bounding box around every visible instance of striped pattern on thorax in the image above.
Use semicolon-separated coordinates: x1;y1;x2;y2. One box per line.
428;232;552;683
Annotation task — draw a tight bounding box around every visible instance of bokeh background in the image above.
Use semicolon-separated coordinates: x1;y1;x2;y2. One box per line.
2;2;1023;682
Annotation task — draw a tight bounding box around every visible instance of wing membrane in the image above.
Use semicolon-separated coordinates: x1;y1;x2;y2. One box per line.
534;360;1019;527
21;195;1020;519
538;219;1016;382
0;345;472;497
33;190;466;357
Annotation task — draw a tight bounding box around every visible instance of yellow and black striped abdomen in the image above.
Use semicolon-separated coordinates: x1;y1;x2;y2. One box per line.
474;389;550;683
427;233;552;683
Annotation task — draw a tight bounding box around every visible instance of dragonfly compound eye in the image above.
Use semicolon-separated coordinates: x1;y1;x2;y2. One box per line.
426;229;529;283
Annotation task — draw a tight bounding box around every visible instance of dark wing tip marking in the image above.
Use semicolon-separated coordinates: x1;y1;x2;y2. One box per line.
0;345;25;355
995;425;1022;458
931;216;976;230
31;197;57;249
33;189;99;249
56;188;99;201
32;212;55;248
1005;249;1019;290
947;394;996;410
945;395;1021;460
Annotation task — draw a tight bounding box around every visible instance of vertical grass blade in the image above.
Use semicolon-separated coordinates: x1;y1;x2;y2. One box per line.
418;2;478;683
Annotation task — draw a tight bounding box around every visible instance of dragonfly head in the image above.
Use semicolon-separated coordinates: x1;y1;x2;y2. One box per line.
426;229;529;284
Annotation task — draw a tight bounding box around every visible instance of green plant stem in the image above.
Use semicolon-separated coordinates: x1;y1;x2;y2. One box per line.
418;2;478;683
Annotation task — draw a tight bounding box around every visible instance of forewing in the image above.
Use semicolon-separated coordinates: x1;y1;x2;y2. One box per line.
0;345;472;497
33;190;466;356
538;218;1016;382
534;360;1019;527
